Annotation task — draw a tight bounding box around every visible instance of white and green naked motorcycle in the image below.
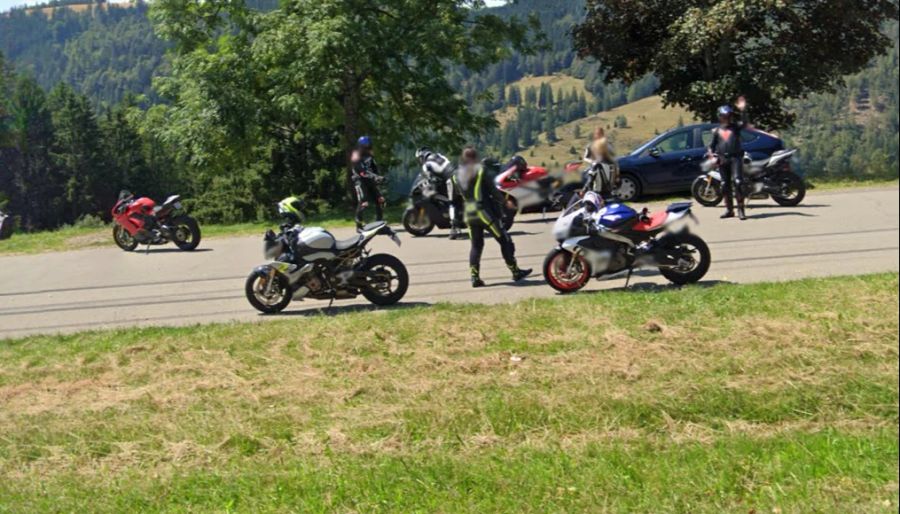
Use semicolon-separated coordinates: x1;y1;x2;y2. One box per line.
245;221;408;313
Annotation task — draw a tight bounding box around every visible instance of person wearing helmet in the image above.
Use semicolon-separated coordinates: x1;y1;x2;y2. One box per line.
707;96;750;220
351;135;385;230
454;146;532;288
502;155;529;182
416;147;464;239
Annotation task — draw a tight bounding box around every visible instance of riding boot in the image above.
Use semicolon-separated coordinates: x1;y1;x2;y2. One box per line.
470;266;485;288
737;198;747;221
721;198;735;219
508;263;533;282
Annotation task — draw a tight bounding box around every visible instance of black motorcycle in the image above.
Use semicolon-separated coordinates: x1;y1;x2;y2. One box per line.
401;173;460;237
401;172;514;237
692;149;806;207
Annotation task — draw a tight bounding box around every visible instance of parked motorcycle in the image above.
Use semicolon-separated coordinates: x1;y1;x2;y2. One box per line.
0;210;13;240
495;161;581;217
692;149;805;207
402;171;514;237
543;196;711;293
245;221;409;313
111;190;201;252
402;172;462;237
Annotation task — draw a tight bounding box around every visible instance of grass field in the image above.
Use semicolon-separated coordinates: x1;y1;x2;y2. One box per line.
0;273;897;512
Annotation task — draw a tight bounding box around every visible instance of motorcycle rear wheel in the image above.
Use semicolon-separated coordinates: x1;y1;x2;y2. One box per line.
113;225;138;252
171;216;202;251
402;206;434;237
360;254;409;306
691;177;723;207
245;270;292;314
543;249;591;293
772;173;806;206
658;233;711;286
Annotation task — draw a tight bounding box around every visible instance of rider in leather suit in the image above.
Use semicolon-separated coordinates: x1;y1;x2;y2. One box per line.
351;136;385;230
416;148;464;239
707;97;750;220
454;147;531;288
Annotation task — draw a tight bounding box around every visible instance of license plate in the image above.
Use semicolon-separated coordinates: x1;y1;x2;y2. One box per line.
390;233;402;247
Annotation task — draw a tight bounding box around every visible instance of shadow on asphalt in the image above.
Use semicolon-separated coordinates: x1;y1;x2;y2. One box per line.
748;203;831;209
483;277;545;288
747;211;816;220
602;279;734;294
135;247;215;254
264;301;432;317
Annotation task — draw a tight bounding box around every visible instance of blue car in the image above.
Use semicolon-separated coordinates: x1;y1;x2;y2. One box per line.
614;123;785;201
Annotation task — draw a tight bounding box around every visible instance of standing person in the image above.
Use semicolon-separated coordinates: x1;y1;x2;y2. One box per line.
582;126;620;197
415;147;464;239
707;96;750;220
351;135;385;230
454;147;531;288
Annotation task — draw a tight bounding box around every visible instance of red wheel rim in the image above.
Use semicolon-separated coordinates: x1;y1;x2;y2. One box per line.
546;252;589;291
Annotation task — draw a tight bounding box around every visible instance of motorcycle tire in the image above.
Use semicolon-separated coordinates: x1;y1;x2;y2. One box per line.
402;206;434;237
171;216;202;251
360;253;409;306
543;248;591;294
113;225;138;252
245;269;292;314
772;173;806;207
658;232;711;286
691;176;723;207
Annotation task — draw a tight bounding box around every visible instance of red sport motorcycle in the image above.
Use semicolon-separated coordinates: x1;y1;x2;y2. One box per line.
111;190;201;252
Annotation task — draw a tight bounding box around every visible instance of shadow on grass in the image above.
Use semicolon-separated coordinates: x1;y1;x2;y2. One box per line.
264;301;432;317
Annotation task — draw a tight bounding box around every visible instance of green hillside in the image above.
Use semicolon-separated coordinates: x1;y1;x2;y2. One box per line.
515;95;695;166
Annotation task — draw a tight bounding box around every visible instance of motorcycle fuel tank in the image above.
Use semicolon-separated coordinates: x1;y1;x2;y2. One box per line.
597;203;637;228
298;227;336;249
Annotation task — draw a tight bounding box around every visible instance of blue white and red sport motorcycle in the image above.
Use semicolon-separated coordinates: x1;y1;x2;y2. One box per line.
543;194;711;293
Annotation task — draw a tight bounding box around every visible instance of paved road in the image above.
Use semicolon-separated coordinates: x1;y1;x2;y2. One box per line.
2;187;898;338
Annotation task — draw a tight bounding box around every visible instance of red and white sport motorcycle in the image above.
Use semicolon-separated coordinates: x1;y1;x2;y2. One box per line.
543;194;711;293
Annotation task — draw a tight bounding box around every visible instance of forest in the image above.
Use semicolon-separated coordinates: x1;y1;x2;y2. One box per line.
1;0;898;232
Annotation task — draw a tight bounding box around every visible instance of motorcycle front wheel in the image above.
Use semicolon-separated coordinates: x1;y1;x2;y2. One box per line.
658;233;711;286
402;206;434;237
113;225;138;252
360;254;409;306
543;248;592;293
171;216;202;251
772;173;806;206
691;176;723;207
245;269;292;314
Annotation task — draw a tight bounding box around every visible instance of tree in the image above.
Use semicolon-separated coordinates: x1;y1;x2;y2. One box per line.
151;0;543;200
48;83;113;220
573;0;900;127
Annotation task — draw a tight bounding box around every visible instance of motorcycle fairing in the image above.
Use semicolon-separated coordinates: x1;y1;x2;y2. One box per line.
597;203;638;229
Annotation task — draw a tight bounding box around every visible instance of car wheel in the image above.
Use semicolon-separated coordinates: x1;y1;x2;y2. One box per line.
615;174;641;202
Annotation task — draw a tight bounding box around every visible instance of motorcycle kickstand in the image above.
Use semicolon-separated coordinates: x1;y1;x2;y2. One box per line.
623;268;634;289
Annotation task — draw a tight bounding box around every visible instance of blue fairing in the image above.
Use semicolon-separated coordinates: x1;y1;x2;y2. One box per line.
598;203;637;228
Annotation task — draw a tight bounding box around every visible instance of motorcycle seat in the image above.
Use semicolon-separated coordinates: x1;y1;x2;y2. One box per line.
335;235;363;250
631;211;668;232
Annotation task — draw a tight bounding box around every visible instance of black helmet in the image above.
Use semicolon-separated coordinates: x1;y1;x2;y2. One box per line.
509;155;527;171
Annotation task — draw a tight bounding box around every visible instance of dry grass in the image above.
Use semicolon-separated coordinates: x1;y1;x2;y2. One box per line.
0;274;897;512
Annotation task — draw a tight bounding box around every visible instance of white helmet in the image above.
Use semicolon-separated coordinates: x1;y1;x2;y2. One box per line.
583;191;603;213
415;147;433;164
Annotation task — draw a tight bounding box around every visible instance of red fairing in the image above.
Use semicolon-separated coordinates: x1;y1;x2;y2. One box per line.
112;196;157;235
496;165;549;189
631;211;669;232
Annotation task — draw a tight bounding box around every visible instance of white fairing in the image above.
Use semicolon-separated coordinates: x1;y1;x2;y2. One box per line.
499;177;546;210
299;227;335;249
